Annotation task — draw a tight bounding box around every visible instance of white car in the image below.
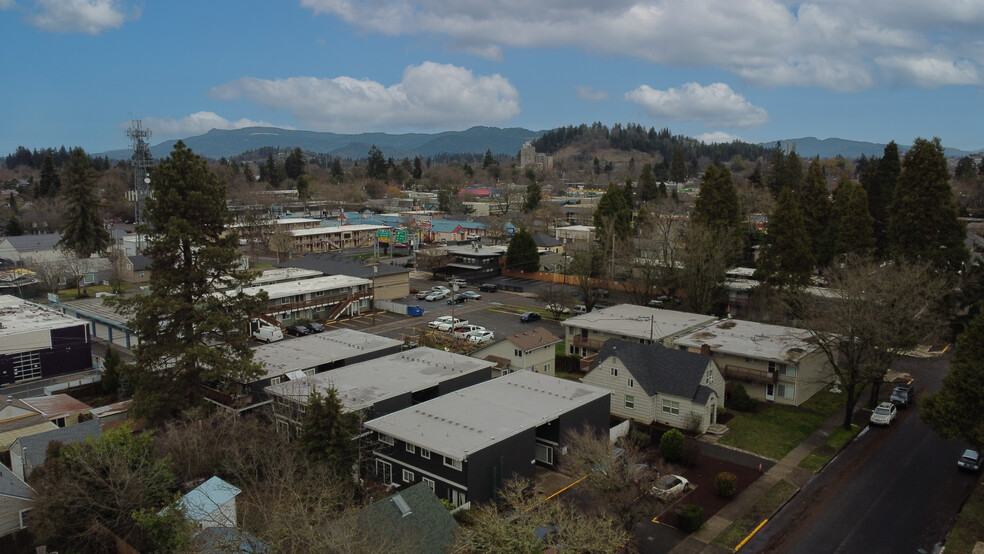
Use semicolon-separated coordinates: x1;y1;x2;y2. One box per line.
870;402;897;426
545;303;571;314
429;316;468;332
653;474;690;499
453;324;486;339
468;330;495;344
428;316;454;329
425;290;447;301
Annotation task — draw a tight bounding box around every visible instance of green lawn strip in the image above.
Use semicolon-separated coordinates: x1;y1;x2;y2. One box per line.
56;285;114;300
555;342;566;357
554;370;582;382
719;403;828;460
942;480;984;553
798;389;846;417
711;479;799;551
797;424;861;472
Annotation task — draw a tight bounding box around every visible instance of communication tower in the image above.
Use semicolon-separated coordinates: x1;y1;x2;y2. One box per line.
126;119;154;224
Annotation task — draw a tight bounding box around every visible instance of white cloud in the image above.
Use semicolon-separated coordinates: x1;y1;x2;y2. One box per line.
209;62;520;132
134;112;280;138
0;0;16;10
695;131;743;144
625;82;769;128
300;0;984;91
575;85;609;101
876;56;981;88
26;0;138;34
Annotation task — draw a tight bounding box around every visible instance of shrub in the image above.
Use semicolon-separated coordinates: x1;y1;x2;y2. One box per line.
660;429;685;462
715;471;738;498
680;441;702;467
729;383;757;412
630;430;652;448
677;504;704;533
684;412;704;434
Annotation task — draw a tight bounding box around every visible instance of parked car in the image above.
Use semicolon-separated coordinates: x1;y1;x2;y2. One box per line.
592;288;610;298
453;324;486;339
479;283;498;293
302;322;325;333
653;474;690;499
416;289;430;299
958;449;982;472
468;330;495;344
869;402;897;425
253;326;284;343
431;285;451;294
461;291;482;300
285;325;310;337
572;304;589;315
520;311;541;323
447;293;468;305
429;316;468;332
890;382;915;408
425;290;447;301
545;303;571;314
450;278;467;288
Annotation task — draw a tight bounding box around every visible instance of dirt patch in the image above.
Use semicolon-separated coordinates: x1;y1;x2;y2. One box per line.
655;451;764;523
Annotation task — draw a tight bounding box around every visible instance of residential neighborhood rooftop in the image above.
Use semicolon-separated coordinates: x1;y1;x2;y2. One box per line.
21;394;92;420
241;274;370;300
673;319;819;364
251;329;403;379
179;476;242;524
561;304;718;342
507;326;562;351
0;295;88;336
290;224;388;236
364;371;609;460
593;339;715;403
250;267;323;286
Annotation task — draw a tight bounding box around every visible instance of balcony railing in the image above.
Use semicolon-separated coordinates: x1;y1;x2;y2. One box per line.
572;335;606;351
723;364;778;385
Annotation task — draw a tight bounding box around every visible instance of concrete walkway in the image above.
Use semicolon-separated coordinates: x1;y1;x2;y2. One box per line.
669;412;849;553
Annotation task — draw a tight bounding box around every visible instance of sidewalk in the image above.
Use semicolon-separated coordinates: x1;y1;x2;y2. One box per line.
669;412;848;554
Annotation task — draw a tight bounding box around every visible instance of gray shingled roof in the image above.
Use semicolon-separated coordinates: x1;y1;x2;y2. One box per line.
280;252;410;278
4;233;62;252
592;339;713;402
15;419;102;470
128;254;152;271
532;232;562;248
351;482;459;554
0;462;33;499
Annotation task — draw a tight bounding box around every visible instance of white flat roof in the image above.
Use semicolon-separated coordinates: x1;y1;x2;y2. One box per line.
674;319;818;364
265;347;495;411
364;371;609;460
562;304;717;341
252;329;403;379
241;275;370;300
291;224;388;237
0;295;85;337
251;267;323;286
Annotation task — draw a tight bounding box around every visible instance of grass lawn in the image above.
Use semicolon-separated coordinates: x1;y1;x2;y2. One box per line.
711;479;798;550
943;479;984;553
56;285;114;300
797;424;861;472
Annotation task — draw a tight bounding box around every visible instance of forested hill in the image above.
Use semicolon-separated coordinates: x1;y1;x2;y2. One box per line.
532;123;768;162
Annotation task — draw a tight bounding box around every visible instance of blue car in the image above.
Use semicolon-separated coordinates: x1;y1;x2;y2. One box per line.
520;311;541;323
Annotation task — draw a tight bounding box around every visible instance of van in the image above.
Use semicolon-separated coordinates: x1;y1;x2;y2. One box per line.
253;326;284;343
573;305;589;315
890;383;915;408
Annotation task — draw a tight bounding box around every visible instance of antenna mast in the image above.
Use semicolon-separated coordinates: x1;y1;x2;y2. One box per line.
126;119;153;225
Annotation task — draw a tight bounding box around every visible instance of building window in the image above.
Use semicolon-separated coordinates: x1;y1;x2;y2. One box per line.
12;351;41;382
610;367;618;377
303;368;315;376
780;365;796;377
544;363;551;373
420;448;431;459
515;349;522;357
375;460;393;484
19;508;31;529
768;361;789;375
449;489;467;507
627;378;634;388
778;384;795;399
661;399;680;415
378;433;394;446
705;368;714;385
406;443;416;454
443;456;462;471
402;469;415;483
625;395;635;409
270;377;281;385
422;477;435;492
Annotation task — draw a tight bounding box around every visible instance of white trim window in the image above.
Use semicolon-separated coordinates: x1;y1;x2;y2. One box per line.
406;443;416;454
378;433;394;446
627;378;634;388
443;456;463;471
625;395;635;409
420;448;431;459
422;477;435;492
661;399;680;415
610;367;619;377
402;469;415;483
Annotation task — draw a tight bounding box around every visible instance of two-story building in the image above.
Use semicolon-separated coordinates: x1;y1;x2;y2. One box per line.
280;253;411;301
441;244;506;282
672;319;833;406
561;304;717;360
364;371;609;508
285;224;390;254
241;274;372;324
470;326;561;376
0;295;93;387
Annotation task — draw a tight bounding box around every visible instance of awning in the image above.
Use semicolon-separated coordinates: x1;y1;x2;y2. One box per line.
446;263;482;270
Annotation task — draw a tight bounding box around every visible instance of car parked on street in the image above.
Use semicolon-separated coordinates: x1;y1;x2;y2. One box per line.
869;402;898;426
468;330;495;344
520;311;541;323
890;383;915;408
958;449;981;472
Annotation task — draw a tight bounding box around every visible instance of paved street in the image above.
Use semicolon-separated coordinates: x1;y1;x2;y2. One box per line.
744;356;975;554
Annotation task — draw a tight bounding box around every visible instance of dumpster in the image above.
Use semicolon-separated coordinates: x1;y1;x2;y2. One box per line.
407;305;425;317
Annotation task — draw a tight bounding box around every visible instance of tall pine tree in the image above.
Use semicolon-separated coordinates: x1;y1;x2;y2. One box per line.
58;148;110;257
691;165;741;234
669;147;687;183
829;177;875;259
888;137;968;273
861;141;900;258
38;153;61;198
799;158;832;266
756;188;815;288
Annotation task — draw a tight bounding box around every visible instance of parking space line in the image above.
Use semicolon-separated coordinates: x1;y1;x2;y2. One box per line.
544;476;585;501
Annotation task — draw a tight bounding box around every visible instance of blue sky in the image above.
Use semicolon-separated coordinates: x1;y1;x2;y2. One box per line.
2;0;982;156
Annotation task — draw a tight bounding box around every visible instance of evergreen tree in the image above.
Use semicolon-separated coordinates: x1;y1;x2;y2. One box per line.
482;149;495;169
785;151;803;193
58;148;111;258
296;174;312;200
653;161;669;182
593;183;633;243
505;229;540;272
861;141;900;257
366;145;387;180
638;163;660;203
523;182;542;213
756;188;815;288
284;147;305;180
107;142;267;421
669;147;687;183
298;389;361;474
330;158;345;181
5;214;24;236
691;165;741;233
264;153;282;188
38;153;61;198
766;142;788;196
922;310;984;451
799;158;832;265
888;137;968;273
411;156;423;179
749;160;764;187
622;178;635;208
829;177;875;259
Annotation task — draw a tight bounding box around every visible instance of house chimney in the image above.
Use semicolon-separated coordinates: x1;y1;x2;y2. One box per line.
700;344;711;357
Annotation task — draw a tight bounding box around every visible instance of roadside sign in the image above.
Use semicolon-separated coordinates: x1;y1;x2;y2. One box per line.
395;229;407;243
377;229;391;242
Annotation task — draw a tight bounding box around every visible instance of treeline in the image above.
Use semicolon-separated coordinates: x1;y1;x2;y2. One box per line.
5;145;113;172
532;122;767;161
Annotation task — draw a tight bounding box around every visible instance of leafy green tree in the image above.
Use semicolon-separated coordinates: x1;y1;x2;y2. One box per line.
505;229;540;272
888;137;968;273
523;181;542;213
829;177;875;259
756;188;815;288
660;429;685;462
58;147;111;258
28;425;179;552
107;142;266;421
922;310;984;451
670;147;687;182
799;158;832;265
691;165;741;233
38;153;61;198
298;389;361;474
284;147;305;180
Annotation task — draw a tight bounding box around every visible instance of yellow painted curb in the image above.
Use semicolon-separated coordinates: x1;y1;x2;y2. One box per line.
734;519;768;551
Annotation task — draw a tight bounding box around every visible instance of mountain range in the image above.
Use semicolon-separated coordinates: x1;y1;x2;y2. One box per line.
99;126;980;161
